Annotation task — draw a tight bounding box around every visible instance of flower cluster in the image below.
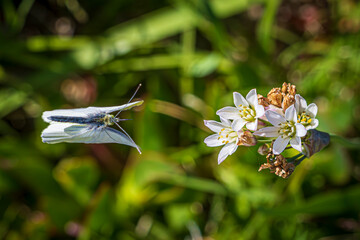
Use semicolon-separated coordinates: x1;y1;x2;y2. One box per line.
204;82;329;178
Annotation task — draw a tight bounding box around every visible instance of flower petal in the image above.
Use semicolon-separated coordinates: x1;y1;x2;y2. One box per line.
229;142;238;155
255;104;265;118
204;120;227;133
233;92;248;107
216;107;240;120
306;103;318;118
220;117;231;127
246;119;258;131
285;105;297;122
231;118;246;131
204;134;224;147
266;105;285;117
273;136;290;155
290;136;302;152
295;123;307;137
265;110;285;126
218;142;238;164
245;89;257;108
308;119;319;130
295;94;307;113
254;126;280;137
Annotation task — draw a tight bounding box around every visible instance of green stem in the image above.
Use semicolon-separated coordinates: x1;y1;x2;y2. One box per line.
257;139;273;143
287;153;303;162
330;134;360;149
294;156;307;166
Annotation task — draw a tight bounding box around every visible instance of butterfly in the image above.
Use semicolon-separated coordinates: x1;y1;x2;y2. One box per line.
41;84;143;153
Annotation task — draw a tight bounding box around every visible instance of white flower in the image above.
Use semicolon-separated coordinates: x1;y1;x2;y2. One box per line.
204;117;240;164
254;105;307;155
294;94;319;130
216;89;265;131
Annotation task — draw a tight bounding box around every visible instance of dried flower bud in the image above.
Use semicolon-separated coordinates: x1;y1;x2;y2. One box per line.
267;82;297;112
302;129;330;158
267;88;283;108
258;144;270;155
238;130;257;146
259;153;295;178
281;82;296;96
257;94;270;107
282;94;295;111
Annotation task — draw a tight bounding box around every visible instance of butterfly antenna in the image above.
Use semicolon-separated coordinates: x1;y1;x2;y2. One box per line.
114;121;142;154
115;83;142;118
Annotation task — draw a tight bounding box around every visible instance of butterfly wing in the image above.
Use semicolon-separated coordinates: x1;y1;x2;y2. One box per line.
82;127;141;153
42;109;91;123
42;100;144;123
85;100;144;114
41;123;141;153
41;123;94;143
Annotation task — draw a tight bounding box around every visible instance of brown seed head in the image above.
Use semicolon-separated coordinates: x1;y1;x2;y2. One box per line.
267;88;283;108
259;153;295;178
267;82;297;112
257;94;270;107
282;94;295;111
281;82;296;96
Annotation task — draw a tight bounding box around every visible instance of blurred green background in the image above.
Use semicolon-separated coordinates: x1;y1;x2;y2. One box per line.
1;0;360;239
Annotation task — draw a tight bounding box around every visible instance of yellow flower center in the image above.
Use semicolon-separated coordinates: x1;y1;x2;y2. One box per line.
278;121;296;138
297;112;312;127
217;128;238;144
238;104;255;121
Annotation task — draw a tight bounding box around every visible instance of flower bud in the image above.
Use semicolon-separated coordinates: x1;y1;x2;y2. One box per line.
302;129;330;158
258;144;270;155
238;130;257;146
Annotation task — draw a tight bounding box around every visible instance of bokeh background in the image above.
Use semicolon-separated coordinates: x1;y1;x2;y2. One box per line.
1;0;360;239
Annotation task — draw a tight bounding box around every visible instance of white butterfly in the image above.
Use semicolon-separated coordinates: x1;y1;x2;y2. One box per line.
41;85;143;153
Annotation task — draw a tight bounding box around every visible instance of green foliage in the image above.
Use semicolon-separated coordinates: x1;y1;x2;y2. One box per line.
0;0;360;239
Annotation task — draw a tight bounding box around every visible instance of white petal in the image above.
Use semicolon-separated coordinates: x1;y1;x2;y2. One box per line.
204;134;224;147
254;126;280;137
233;92;249;107
229;143;238;155
285;105;297;122
273;136;290;155
218;142;238;164
295;94;307;113
204;120;227;133
266;105;285;117
216;107;240;120
308;119;319;130
306;103;318;118
220;117;231;127
265;110;285;126
245;89;257;108
231;118;246;131
246;119;258;131
255;104;265;118
295;123;307;137
290;136;302;152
